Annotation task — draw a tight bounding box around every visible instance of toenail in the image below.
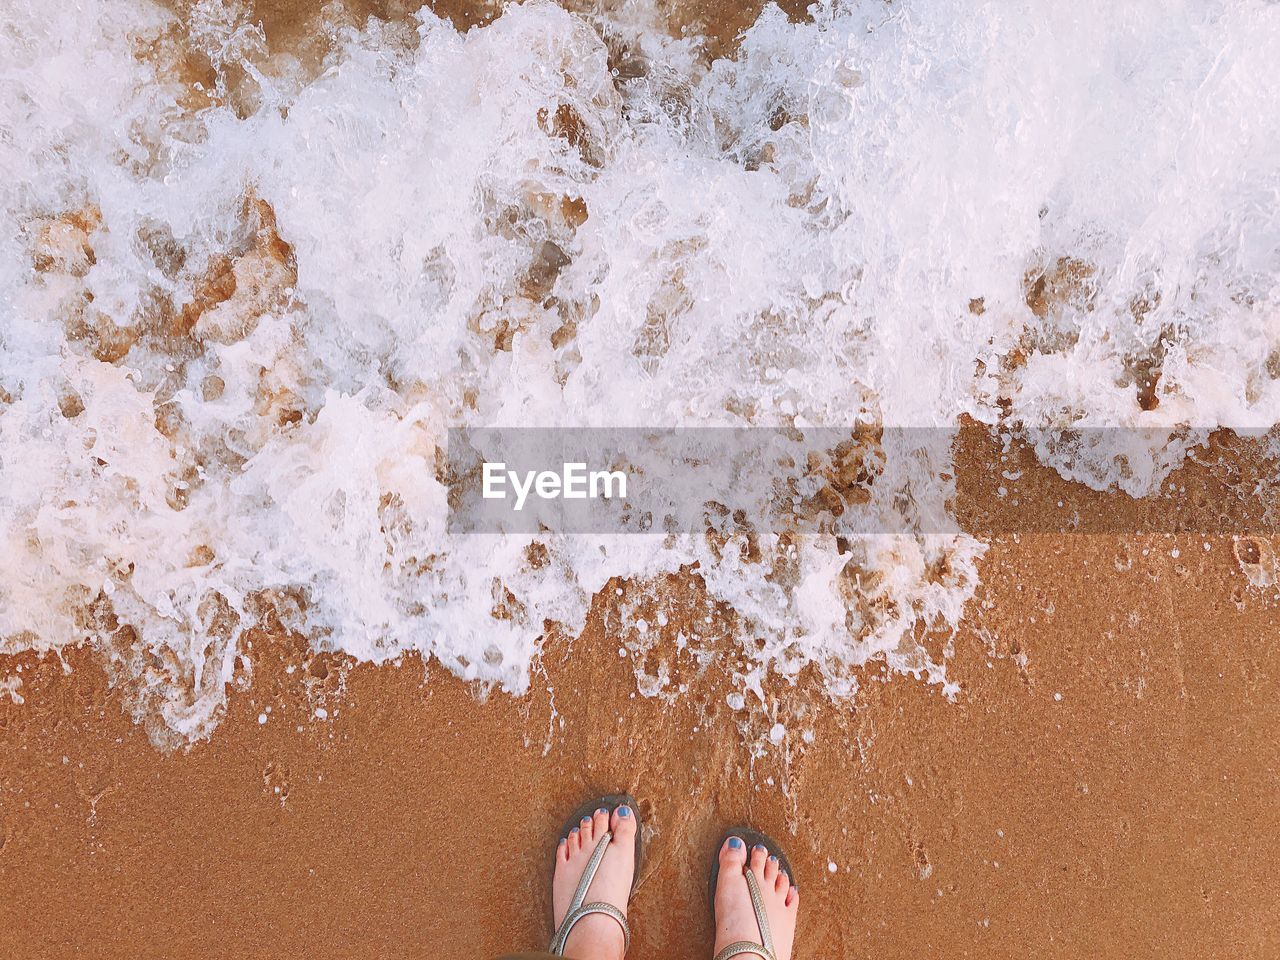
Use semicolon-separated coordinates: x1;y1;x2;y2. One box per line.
570;826;579;833
581;816;591;823
769;855;778;862
618;806;631;817
728;837;743;850
754;844;767;852
597;807;608;815
558;837;567;845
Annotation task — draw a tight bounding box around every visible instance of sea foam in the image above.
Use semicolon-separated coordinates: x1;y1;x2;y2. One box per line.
1;0;1277;744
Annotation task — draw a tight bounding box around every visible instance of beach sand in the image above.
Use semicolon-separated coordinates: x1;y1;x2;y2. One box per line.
2;2;1279;958
3;423;1279;959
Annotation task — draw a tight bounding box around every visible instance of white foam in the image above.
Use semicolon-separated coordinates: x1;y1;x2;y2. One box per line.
1;0;1277;743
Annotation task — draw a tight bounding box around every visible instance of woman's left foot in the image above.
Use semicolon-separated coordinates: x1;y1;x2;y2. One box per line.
552;804;637;959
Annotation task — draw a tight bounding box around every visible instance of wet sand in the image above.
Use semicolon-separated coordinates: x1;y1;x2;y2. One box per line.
3;425;1279;959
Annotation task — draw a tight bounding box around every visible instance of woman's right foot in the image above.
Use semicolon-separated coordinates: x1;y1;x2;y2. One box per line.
712;836;800;960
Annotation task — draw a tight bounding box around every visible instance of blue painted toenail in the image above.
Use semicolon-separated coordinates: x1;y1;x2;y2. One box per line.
597;807;609;815
729;837;743;850
618;806;631;817
754;844;767;851
769;855;778;862
570;826;579;833
581;816;591;823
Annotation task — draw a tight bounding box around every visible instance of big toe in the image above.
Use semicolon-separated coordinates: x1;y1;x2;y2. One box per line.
719;835;749;873
610;804;637;843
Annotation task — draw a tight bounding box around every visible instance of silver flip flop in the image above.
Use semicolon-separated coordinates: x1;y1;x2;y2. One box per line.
549;794;642;956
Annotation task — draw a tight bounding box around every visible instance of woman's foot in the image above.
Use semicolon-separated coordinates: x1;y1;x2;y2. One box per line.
551;804;638;959
713;836;800;960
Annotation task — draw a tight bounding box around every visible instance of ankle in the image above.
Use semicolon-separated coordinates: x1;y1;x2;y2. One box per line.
562;914;626;960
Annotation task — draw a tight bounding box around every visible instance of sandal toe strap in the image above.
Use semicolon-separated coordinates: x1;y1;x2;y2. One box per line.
712;861;778;960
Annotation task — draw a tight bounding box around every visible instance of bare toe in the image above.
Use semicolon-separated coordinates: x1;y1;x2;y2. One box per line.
773;867;788;892
591;806;611;837
721;836;749;870
610;805;637;845
764;855;779;883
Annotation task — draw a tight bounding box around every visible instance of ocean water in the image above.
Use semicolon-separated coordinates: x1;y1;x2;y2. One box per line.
1;0;1277;745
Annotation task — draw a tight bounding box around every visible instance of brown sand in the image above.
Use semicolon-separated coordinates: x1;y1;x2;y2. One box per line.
3;424;1280;959
4;3;1280;958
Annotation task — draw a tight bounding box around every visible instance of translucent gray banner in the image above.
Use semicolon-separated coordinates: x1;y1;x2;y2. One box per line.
445;426;1279;535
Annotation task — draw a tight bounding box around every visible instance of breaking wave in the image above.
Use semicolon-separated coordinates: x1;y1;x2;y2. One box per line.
1;0;1277;744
